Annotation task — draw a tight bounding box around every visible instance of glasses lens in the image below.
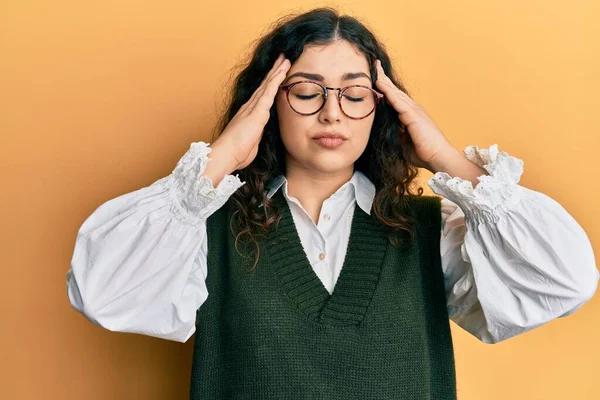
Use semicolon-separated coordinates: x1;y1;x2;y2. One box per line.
341;86;377;118
288;82;377;118
288;82;324;114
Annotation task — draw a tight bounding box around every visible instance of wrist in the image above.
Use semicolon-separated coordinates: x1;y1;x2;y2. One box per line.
428;144;462;174
209;139;239;173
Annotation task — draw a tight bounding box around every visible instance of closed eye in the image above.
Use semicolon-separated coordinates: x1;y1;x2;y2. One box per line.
295;94;321;100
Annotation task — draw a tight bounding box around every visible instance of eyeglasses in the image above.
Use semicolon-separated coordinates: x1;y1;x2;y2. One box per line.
279;80;384;120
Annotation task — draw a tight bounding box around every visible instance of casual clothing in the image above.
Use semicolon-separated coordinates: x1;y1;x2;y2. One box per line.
66;141;599;398
190;189;456;399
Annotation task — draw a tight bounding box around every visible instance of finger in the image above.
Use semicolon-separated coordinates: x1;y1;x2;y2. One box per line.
253;59;291;113
260;53;287;91
247;57;289;108
253;59;290;112
374;60;415;115
241;54;284;111
260;53;286;88
375;60;414;101
374;60;405;98
244;54;287;111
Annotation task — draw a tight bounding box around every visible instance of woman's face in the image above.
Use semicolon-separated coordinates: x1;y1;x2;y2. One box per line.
275;40;376;175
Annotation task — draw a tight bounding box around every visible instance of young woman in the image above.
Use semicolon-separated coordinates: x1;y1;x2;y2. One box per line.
66;7;599;399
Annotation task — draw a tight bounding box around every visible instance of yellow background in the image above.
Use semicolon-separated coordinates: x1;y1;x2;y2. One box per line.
1;1;598;399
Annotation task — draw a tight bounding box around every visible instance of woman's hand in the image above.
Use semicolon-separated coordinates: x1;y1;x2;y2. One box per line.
215;53;291;170
374;59;455;171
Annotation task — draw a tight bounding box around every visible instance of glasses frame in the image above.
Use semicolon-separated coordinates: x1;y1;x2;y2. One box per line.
279;80;385;120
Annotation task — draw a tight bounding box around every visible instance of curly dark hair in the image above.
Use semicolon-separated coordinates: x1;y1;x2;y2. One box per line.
211;7;426;273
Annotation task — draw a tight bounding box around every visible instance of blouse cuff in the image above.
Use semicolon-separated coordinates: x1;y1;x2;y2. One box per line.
427;144;525;223
168;141;245;224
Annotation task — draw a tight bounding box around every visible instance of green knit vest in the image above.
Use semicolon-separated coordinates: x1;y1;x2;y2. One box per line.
190;190;457;399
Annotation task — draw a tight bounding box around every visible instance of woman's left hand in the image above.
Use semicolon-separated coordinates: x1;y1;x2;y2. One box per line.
374;59;455;172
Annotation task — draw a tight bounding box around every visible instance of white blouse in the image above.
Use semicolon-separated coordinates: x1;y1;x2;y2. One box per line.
66;141;599;344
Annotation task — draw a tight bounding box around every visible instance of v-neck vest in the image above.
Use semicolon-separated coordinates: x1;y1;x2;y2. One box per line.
190;190;457;399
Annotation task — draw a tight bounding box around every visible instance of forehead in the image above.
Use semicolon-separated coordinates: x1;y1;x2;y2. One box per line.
291;40;370;76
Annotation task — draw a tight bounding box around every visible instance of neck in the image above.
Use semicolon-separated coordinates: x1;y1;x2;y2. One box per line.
284;162;354;224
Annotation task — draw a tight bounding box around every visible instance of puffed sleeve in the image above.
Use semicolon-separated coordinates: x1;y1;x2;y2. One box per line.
428;144;599;344
66;142;246;342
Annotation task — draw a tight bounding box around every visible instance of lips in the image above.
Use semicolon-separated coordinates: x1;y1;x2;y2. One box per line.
313;132;347;140
313;137;345;148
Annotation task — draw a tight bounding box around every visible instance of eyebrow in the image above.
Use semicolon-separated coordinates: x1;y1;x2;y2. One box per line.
283;71;371;85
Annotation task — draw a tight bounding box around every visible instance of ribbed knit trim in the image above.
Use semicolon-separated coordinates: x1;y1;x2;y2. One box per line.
265;189;390;326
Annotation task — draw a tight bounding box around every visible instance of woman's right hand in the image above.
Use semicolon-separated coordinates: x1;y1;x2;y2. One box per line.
214;53;291;171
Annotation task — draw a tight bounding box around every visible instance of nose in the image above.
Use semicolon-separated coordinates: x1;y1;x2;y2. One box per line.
318;90;342;123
